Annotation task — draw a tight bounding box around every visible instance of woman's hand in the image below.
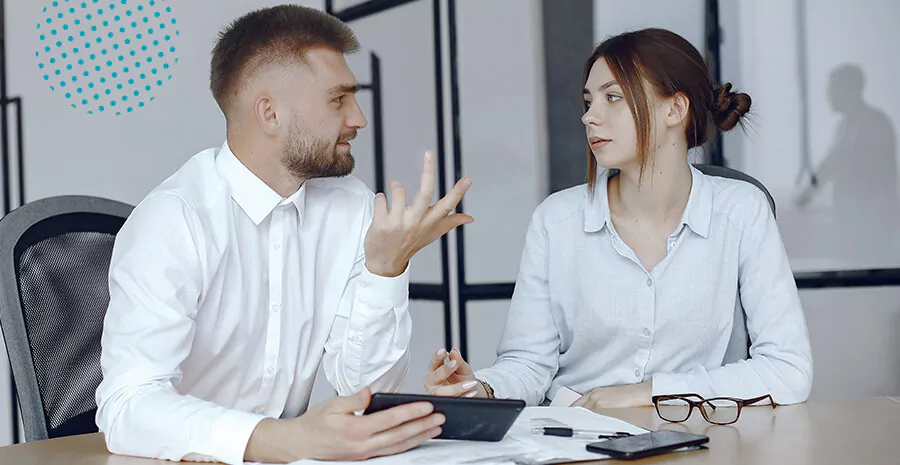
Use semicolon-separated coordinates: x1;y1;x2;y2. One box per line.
572;381;653;411
423;348;486;398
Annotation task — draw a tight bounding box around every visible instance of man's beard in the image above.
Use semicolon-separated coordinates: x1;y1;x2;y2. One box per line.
281;124;356;180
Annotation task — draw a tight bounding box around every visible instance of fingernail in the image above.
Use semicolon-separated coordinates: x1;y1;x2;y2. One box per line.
449;360;458;368
464;390;478;398
425;151;434;161
464;178;472;186
462;380;478;389
436;348;446;357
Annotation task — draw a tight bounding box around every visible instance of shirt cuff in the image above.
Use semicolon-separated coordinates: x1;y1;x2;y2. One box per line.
209;408;267;465
357;265;410;308
474;369;504;400
651;372;694;398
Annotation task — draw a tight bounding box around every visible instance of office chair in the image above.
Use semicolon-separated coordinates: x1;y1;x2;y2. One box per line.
692;164;776;362
694;164;776;219
0;195;132;441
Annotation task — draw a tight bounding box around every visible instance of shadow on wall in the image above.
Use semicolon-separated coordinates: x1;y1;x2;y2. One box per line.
788;64;900;269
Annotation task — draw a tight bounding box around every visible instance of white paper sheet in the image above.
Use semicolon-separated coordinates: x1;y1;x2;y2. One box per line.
280;407;649;465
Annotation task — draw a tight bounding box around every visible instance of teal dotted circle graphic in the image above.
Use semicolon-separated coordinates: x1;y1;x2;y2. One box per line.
36;0;180;115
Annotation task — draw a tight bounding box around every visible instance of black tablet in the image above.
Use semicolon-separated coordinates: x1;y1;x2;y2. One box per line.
364;393;526;442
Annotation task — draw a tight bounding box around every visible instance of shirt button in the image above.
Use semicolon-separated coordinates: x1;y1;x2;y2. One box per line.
646;278;653;287
271;304;281;313
267;367;275;375
634;369;641;379
642;328;652;337
668;241;676;250
272;241;281;250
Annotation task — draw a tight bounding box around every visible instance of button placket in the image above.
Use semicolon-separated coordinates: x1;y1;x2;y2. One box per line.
260;208;284;402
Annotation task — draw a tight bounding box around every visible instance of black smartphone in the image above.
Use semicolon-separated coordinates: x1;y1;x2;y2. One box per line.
586;430;709;460
364;393;525;442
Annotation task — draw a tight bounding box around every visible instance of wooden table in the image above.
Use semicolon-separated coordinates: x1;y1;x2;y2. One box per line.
2;397;899;464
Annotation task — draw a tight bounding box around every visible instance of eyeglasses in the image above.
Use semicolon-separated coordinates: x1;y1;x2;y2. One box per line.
651;393;776;425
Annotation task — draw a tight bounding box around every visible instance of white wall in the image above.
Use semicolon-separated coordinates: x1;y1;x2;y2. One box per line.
0;0;547;444
456;0;547;372
732;0;900;399
593;0;705;50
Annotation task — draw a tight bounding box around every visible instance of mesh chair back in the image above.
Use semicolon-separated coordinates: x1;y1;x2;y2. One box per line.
0;195;132;441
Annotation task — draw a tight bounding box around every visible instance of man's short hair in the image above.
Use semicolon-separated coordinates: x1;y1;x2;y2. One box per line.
210;5;360;117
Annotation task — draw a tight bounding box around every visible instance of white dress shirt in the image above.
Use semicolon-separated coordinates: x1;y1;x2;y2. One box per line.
476;166;813;407
96;142;411;465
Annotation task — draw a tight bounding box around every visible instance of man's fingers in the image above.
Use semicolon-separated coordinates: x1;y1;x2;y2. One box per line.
358;401;435;435
366;424;443;460
427;348;447;373
374;193;389;220
329;387;372;413
429;380;479;397
426;178;471;223
364;413;445;456
424;215;474;244
423;358;459;389
412;152;437;216
389;181;407;220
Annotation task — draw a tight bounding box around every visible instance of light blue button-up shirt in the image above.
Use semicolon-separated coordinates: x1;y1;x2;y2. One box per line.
476;166;813;406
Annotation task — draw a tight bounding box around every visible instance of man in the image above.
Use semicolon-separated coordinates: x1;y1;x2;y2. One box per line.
95;5;472;464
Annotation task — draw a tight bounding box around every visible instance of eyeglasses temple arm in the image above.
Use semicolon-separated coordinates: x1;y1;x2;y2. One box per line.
742;394;777;409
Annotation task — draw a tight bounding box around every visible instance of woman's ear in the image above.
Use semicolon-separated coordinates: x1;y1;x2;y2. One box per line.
666;92;690;128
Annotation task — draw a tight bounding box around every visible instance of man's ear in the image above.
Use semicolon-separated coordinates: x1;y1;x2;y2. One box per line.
254;95;281;136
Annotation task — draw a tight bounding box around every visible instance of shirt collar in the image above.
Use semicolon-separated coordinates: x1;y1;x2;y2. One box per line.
584;165;712;238
683;165;712;238
584;169;614;233
215;140;306;226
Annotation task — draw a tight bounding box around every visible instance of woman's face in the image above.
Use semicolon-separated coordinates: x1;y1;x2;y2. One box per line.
582;58;638;170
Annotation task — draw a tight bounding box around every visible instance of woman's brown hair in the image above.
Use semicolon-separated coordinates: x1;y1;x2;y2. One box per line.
583;28;751;192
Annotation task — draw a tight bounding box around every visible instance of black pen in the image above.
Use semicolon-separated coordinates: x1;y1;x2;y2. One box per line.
532;427;632;439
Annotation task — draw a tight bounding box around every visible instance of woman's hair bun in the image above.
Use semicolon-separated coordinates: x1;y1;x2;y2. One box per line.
713;83;752;131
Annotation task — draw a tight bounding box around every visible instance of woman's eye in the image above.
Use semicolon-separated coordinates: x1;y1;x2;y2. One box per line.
607;94;621;103
584;100;592;109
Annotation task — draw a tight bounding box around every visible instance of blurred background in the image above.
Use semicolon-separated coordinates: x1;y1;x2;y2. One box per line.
1;0;898;445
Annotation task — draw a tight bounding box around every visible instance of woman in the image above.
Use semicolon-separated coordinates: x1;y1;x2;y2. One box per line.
423;28;812;411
